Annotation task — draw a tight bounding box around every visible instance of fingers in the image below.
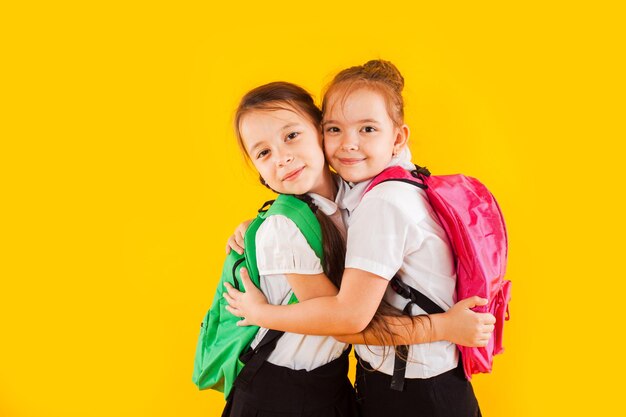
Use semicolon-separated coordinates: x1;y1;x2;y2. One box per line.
232;221;249;254
226;235;244;255
470;296;488;307
478;313;496;325
239;267;252;290
234;228;245;251
223;290;235;305
457;296;481;309
225;304;243;317
225;220;251;255
475;323;495;347
224;282;237;294
223;282;242;301
224;305;252;326
457;296;489;310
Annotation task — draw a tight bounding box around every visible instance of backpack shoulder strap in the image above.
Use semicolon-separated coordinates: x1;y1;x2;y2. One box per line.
262;194;324;261
363;165;427;197
245;194;323;305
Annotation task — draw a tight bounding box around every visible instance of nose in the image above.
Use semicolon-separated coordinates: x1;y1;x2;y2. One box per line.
339;130;359;151
274;148;294;167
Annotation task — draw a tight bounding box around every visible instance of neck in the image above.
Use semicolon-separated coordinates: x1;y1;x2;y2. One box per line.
313;168;337;200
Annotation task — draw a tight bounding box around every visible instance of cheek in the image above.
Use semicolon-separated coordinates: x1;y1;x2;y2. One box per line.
323;137;336;158
252;160;271;179
373;135;396;153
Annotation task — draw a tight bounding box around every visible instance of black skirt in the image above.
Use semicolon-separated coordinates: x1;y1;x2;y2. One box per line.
355;356;481;417
223;348;359;417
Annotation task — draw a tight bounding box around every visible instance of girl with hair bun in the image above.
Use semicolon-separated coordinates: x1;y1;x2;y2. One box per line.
224;62;494;417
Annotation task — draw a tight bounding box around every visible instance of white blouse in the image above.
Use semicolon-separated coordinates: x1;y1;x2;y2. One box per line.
250;192;348;371
337;151;460;379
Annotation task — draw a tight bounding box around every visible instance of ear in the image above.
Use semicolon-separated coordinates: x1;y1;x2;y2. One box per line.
393;124;410;153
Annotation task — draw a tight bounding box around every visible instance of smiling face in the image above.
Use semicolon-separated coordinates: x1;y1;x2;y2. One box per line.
239;107;332;198
323;87;409;183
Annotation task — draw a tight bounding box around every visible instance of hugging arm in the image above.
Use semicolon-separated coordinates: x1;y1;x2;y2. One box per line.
225;267;389;335
223;214;494;347
333;296;495;347
224;268;495;347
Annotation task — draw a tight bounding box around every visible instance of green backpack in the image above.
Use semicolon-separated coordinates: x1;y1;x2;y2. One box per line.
192;194;323;399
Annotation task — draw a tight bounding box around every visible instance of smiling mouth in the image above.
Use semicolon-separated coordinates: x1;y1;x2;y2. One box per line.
337;157;365;166
282;167;305;181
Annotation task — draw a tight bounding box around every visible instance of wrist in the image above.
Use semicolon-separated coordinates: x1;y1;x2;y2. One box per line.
250;303;269;327
429;312;448;343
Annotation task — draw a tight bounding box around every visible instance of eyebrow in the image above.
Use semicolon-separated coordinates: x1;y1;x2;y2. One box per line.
246;123;301;154
322;118;380;125
280;122;300;131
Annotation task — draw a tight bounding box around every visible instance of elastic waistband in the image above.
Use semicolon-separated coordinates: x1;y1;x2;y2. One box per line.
356;353;464;382
233;347;353;411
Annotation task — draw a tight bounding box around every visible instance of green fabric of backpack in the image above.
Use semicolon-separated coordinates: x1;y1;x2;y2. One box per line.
192;194;324;399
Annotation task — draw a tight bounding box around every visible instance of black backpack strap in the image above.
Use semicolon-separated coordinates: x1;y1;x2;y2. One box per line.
389;276;445;391
234;329;284;390
390;277;445;315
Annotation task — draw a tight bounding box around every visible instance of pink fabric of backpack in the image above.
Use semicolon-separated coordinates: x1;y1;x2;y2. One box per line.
364;165;511;380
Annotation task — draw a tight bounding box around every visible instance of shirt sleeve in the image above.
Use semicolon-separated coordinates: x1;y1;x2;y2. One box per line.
255;215;324;276
345;189;425;280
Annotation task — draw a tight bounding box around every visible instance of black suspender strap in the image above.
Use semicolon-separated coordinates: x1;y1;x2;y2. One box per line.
389;276;446;391
234;329;284;389
390;277;445;315
391;344;410;391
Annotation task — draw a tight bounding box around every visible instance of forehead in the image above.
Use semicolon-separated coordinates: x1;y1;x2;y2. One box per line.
241;108;310;134
324;88;389;122
239;107;316;149
242;107;307;126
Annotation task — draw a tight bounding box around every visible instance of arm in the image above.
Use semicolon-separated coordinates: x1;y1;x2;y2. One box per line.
225;267;389;335
333;296;496;347
249;214;340;302
225;270;494;345
225;268;495;346
286;272;339;301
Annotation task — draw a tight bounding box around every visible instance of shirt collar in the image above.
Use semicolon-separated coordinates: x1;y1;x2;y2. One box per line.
307;173;342;216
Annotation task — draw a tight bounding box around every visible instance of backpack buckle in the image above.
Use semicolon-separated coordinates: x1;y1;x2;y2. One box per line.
257;200;275;213
412;164;431;178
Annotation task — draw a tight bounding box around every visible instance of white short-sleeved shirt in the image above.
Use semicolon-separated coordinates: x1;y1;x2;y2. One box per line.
250;191;348;371
336;152;459;379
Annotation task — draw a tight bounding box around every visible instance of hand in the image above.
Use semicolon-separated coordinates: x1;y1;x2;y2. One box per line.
225;219;252;255
435;296;496;347
223;267;268;326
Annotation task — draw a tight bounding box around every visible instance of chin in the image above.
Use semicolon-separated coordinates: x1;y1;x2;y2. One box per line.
285;185;310;196
337;172;367;184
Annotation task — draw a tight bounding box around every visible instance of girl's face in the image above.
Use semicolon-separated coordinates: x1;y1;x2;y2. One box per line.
323;88;408;183
240;107;330;198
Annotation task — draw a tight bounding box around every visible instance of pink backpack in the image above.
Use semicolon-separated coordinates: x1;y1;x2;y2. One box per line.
364;165;511;386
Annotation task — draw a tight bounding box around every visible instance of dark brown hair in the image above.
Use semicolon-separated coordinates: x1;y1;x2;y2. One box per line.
234;82;346;288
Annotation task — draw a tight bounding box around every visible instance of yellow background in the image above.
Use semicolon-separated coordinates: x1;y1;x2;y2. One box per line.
2;1;624;416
